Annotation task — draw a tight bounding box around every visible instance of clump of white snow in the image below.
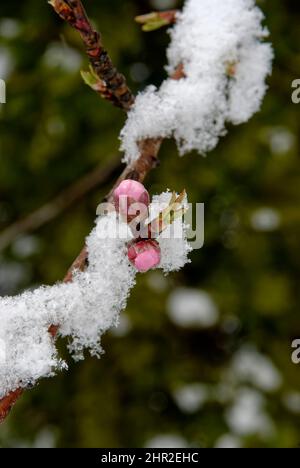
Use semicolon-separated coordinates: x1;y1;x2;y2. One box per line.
0;213;135;398
0;195;191;398
120;0;273;163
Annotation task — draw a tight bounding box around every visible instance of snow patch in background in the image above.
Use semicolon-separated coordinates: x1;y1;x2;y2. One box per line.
167;288;219;328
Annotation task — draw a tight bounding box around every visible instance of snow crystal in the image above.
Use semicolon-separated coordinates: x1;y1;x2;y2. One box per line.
0;194;191;398
120;0;273;163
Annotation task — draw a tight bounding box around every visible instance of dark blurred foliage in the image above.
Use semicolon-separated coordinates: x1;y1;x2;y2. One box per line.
0;0;300;448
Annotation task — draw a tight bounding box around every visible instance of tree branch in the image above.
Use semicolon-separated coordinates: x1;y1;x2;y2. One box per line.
0;72;184;424
0;158;121;252
0;0;185;422
49;0;135;110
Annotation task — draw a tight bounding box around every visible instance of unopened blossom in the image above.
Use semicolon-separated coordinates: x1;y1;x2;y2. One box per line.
113;179;150;222
127;239;161;273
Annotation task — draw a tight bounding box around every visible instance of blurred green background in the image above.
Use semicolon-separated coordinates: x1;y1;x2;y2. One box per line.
0;0;300;448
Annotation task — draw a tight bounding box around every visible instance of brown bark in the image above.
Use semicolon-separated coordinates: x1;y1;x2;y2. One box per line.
50;0;134;110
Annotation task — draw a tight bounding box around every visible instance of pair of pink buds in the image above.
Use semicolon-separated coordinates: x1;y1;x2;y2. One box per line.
113;180;161;273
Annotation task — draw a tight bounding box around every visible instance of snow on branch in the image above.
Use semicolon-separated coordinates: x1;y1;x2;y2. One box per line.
120;0;273;163
0;0;273;420
0;193;191;399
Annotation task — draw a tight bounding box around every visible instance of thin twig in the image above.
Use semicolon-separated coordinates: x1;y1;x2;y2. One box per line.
0;159;121;252
50;0;135;110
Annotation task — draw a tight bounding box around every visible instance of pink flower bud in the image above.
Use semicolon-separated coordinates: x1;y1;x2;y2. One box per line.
127;240;161;273
113;180;150;222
